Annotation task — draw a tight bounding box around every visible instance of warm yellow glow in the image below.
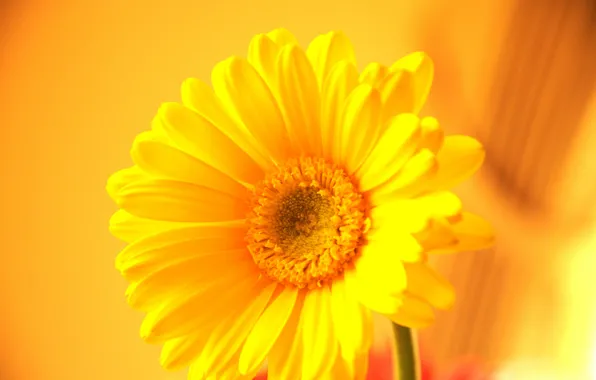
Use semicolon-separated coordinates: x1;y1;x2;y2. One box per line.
107;28;494;379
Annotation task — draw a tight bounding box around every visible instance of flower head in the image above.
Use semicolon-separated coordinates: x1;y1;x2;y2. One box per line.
107;28;494;379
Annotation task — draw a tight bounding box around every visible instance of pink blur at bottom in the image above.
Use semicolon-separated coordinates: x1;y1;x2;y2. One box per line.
253;343;493;380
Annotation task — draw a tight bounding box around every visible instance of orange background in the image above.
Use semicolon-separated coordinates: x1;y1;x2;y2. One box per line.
1;1;594;379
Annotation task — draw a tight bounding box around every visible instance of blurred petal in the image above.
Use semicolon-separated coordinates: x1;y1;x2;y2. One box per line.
339;83;382;173
306;31;356;88
429;213;495;254
276;44;321;155
359;62;389;88
358;113;422;192
385;295;435;328
212;57;293;162
404;262;456;310
321;60;359;160
301;287;338;379
239;286;299;374
389;52;434;113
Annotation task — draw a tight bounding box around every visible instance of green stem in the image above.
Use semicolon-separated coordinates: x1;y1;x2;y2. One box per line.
392;323;420;380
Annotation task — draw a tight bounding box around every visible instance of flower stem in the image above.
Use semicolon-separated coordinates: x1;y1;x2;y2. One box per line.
392;323;420;380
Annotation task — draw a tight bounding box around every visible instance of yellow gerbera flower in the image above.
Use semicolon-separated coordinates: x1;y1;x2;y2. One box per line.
107;28;494;380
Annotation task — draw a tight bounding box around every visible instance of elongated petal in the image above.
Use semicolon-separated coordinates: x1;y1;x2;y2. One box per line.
106;166;148;201
140;274;261;343
389;52;434;113
180;78;273;171
427;135;485;192
198;282;277;374
116;221;247;280
248;34;282;88
160;332;208;371
301;287;338;379
306;31;356;89
211;57;292;162
357;113;422;191
276;44;321;155
109;209;188;243
125;249;252;311
268;292;306;380
339;83;382;173
131;138;248;195
321;60;359;160
429;212;494;254
239;286;299;374
379;70;415;122
330;279;373;361
370;148;438;205
116;179;247;222
152;102;264;185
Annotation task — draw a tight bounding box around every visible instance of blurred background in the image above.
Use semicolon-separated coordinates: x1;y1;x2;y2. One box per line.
0;0;594;379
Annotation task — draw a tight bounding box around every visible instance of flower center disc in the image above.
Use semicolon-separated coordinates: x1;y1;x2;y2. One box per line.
246;157;370;289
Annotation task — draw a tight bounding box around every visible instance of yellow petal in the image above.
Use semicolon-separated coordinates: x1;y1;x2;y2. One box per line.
339;83;382;173
355;241;409;294
116;179;247;223
276;44;321;156
359;62;388;88
370;199;429;236
198;282;277;374
266;28;298;47
211;56;292;163
106;166;147;201
429;212;495;254
428;135;485;191
330;280;373;360
415;217;458;252
414;191;463;222
357;113;422;192
180;78;273;171
131;138;249;195
419;116;443;153
125;249;253;311
153;102;264;185
321;60;359;161
109;209;188;243
404;262;455;309
301;287;338;379
306;31;356;89
385;295;435;328
248;34;282;88
239;286;299;375
379;69;415;122
370;148;438;205
140;274;262;343
268;292;305;380
116;221;246;280
365;227;423;262
344;269;402;314
160;332;208;371
389;52;434;114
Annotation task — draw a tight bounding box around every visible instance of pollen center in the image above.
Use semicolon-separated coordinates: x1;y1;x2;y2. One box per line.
246;157;370;289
